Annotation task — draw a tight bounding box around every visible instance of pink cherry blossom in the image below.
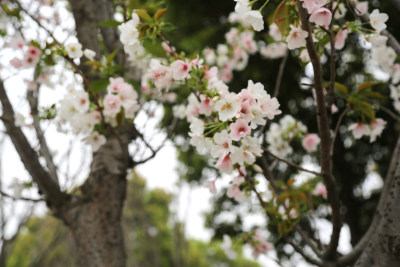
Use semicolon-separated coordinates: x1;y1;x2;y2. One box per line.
204;180;217;194
108;77;126;93
103;94;122;115
286;26;308;50
199;97;213;116
230;119;251;141
335;28;349;50
309;7;332;27
313;182;328;199
301;0;327;14
227;185;243;201
355;1;368;15
10;57;22;69
252;229;273;258
9;36;26;50
258;95;281;119
216;154;233;174
302;133;320;153
348;122;371;139
232;175;244;185
26;46;41;57
161;41;174;55
170;60;191;80
369;118;386;143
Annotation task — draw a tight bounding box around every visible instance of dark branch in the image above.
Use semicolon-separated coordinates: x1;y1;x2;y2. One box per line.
296;1;342;260
0;80;67;206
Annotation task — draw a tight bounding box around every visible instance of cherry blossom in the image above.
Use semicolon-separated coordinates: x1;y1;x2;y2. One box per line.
302;133;320;153
103;94;122;115
286;26;308;50
369;118;387;143
313;182;328;199
84;49;96;60
170;60;191;80
348;122;371;139
309;7;332;27
230;119;251;141
369;9;389;33
244;10;264;32
84;131;106;152
203;180;217;194
214;93;241;121
66;42;83;59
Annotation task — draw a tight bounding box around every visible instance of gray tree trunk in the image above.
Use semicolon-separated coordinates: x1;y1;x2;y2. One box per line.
352;136;400;266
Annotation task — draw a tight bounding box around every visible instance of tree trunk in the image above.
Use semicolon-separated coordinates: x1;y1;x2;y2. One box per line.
66;173;127;267
56;125;134;266
355;138;400;266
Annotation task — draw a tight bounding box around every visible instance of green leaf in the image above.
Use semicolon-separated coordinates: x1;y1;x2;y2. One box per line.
85;60;103;67
1;4;21;18
91;78;109;94
154;8;167;20
273;0;290;35
97;19;122;28
135;9;152;22
106;48;119;65
334;82;348;95
359;101;375;120
357;81;377;92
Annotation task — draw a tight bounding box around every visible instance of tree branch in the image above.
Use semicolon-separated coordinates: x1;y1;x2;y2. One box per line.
273;51;289;98
0;80;67;206
330;107;350;157
27;88;59;184
262;148;322;176
296;1;342;261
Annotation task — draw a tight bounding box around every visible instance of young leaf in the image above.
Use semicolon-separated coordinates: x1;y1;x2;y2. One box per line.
91;78;109;94
154;8;167;20
273;0;290;35
135;9;152;22
334;82;348;95
357;81;377;92
97;20;122;28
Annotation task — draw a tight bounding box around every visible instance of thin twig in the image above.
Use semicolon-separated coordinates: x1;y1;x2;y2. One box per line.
330;107;350;157
262;148;322;176
133;118;178;165
379;104;400;121
0;190;44;202
273;51;289;98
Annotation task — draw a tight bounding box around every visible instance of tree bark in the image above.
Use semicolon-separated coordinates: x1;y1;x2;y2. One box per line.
355;137;400;266
56;122;134;266
62;173;127;267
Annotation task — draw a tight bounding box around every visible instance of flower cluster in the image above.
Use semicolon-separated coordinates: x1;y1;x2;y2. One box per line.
118;13;145;62
348;119;387;143
250;229;273;258
65;42;96;60
187;79;281;175
203;28;258;83
259;23;288;59
8;36;41;69
103;77;140;124
265;115;307;158
58;77;139;151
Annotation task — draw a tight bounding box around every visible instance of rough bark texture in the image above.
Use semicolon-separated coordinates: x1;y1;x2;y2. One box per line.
58;1;136;266
56;123;135;266
355;137;400;266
